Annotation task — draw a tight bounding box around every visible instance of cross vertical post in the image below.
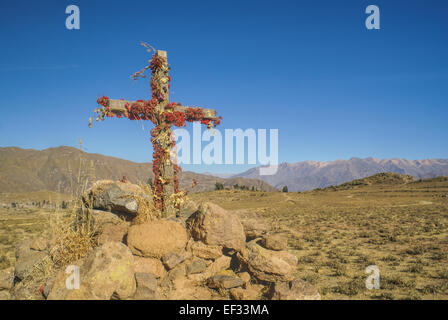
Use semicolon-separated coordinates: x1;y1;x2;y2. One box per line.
153;50;176;218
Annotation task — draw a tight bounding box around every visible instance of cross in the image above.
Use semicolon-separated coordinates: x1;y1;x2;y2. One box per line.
90;49;221;218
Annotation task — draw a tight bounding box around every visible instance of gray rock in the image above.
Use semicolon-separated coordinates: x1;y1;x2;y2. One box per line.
133;286;161;300
42;277;55;299
208;274;243;290
83;180;152;217
162;251;190;270
186;259;207;275
135;272;158;292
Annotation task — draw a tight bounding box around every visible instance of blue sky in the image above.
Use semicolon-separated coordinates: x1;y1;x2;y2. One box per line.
0;0;447;174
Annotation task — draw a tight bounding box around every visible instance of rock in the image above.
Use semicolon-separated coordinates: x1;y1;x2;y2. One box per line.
48;242;136;300
133;272;161;300
262;234;288;251
132;256;166;279
162;251;190;270
207;255;232;276
15;239;32;260
269;279;321;300
238;240;298;282
167;264;187;281
133;286;161;300
83;180;151;217
161;276;215;300
237;272;251;287
10;281;43;300
30;236;48;251
229;285;262;300
186;259;207;275
98;223;128;245
241;218;270;239
91;209;126;226
0;290;10;300
135;272;157;291
187;202;245;252
127;220;188;259
14;250;47;281
0;267;14;290
42;277;55;299
190;241;223;260
208;274;243;290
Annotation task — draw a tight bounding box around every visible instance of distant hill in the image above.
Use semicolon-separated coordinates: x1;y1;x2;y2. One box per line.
233;157;448;191
318;172;416;191
0;146;276;194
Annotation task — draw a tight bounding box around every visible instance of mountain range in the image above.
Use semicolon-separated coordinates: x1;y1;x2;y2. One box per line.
2;146;448;194
0;146;275;194
233;158;448;191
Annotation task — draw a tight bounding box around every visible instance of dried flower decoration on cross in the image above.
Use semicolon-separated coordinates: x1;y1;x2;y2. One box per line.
89;42;222;217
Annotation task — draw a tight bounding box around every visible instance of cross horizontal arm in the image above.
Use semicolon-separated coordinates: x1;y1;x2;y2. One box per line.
105;99;218;120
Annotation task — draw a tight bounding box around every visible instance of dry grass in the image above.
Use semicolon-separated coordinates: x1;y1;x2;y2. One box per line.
48;207;98;268
190;178;448;300
133;184;161;224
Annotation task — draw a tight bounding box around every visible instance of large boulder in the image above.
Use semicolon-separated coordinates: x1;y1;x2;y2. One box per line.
238;240;298;282
269;278;321;300
47;242;136;300
127;220;188;259
82;180;151;217
186;203;245;252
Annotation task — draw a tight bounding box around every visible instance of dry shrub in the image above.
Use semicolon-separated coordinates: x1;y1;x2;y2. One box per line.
133;184;161;224
48;203;98;268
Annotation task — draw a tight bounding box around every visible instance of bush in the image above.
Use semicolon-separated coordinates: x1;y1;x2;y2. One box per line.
215;182;224;190
282;186;288;193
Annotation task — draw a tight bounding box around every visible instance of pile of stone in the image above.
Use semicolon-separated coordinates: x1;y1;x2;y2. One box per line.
0;180;320;300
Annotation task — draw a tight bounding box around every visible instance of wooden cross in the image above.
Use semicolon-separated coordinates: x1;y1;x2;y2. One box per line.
91;49;221;218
